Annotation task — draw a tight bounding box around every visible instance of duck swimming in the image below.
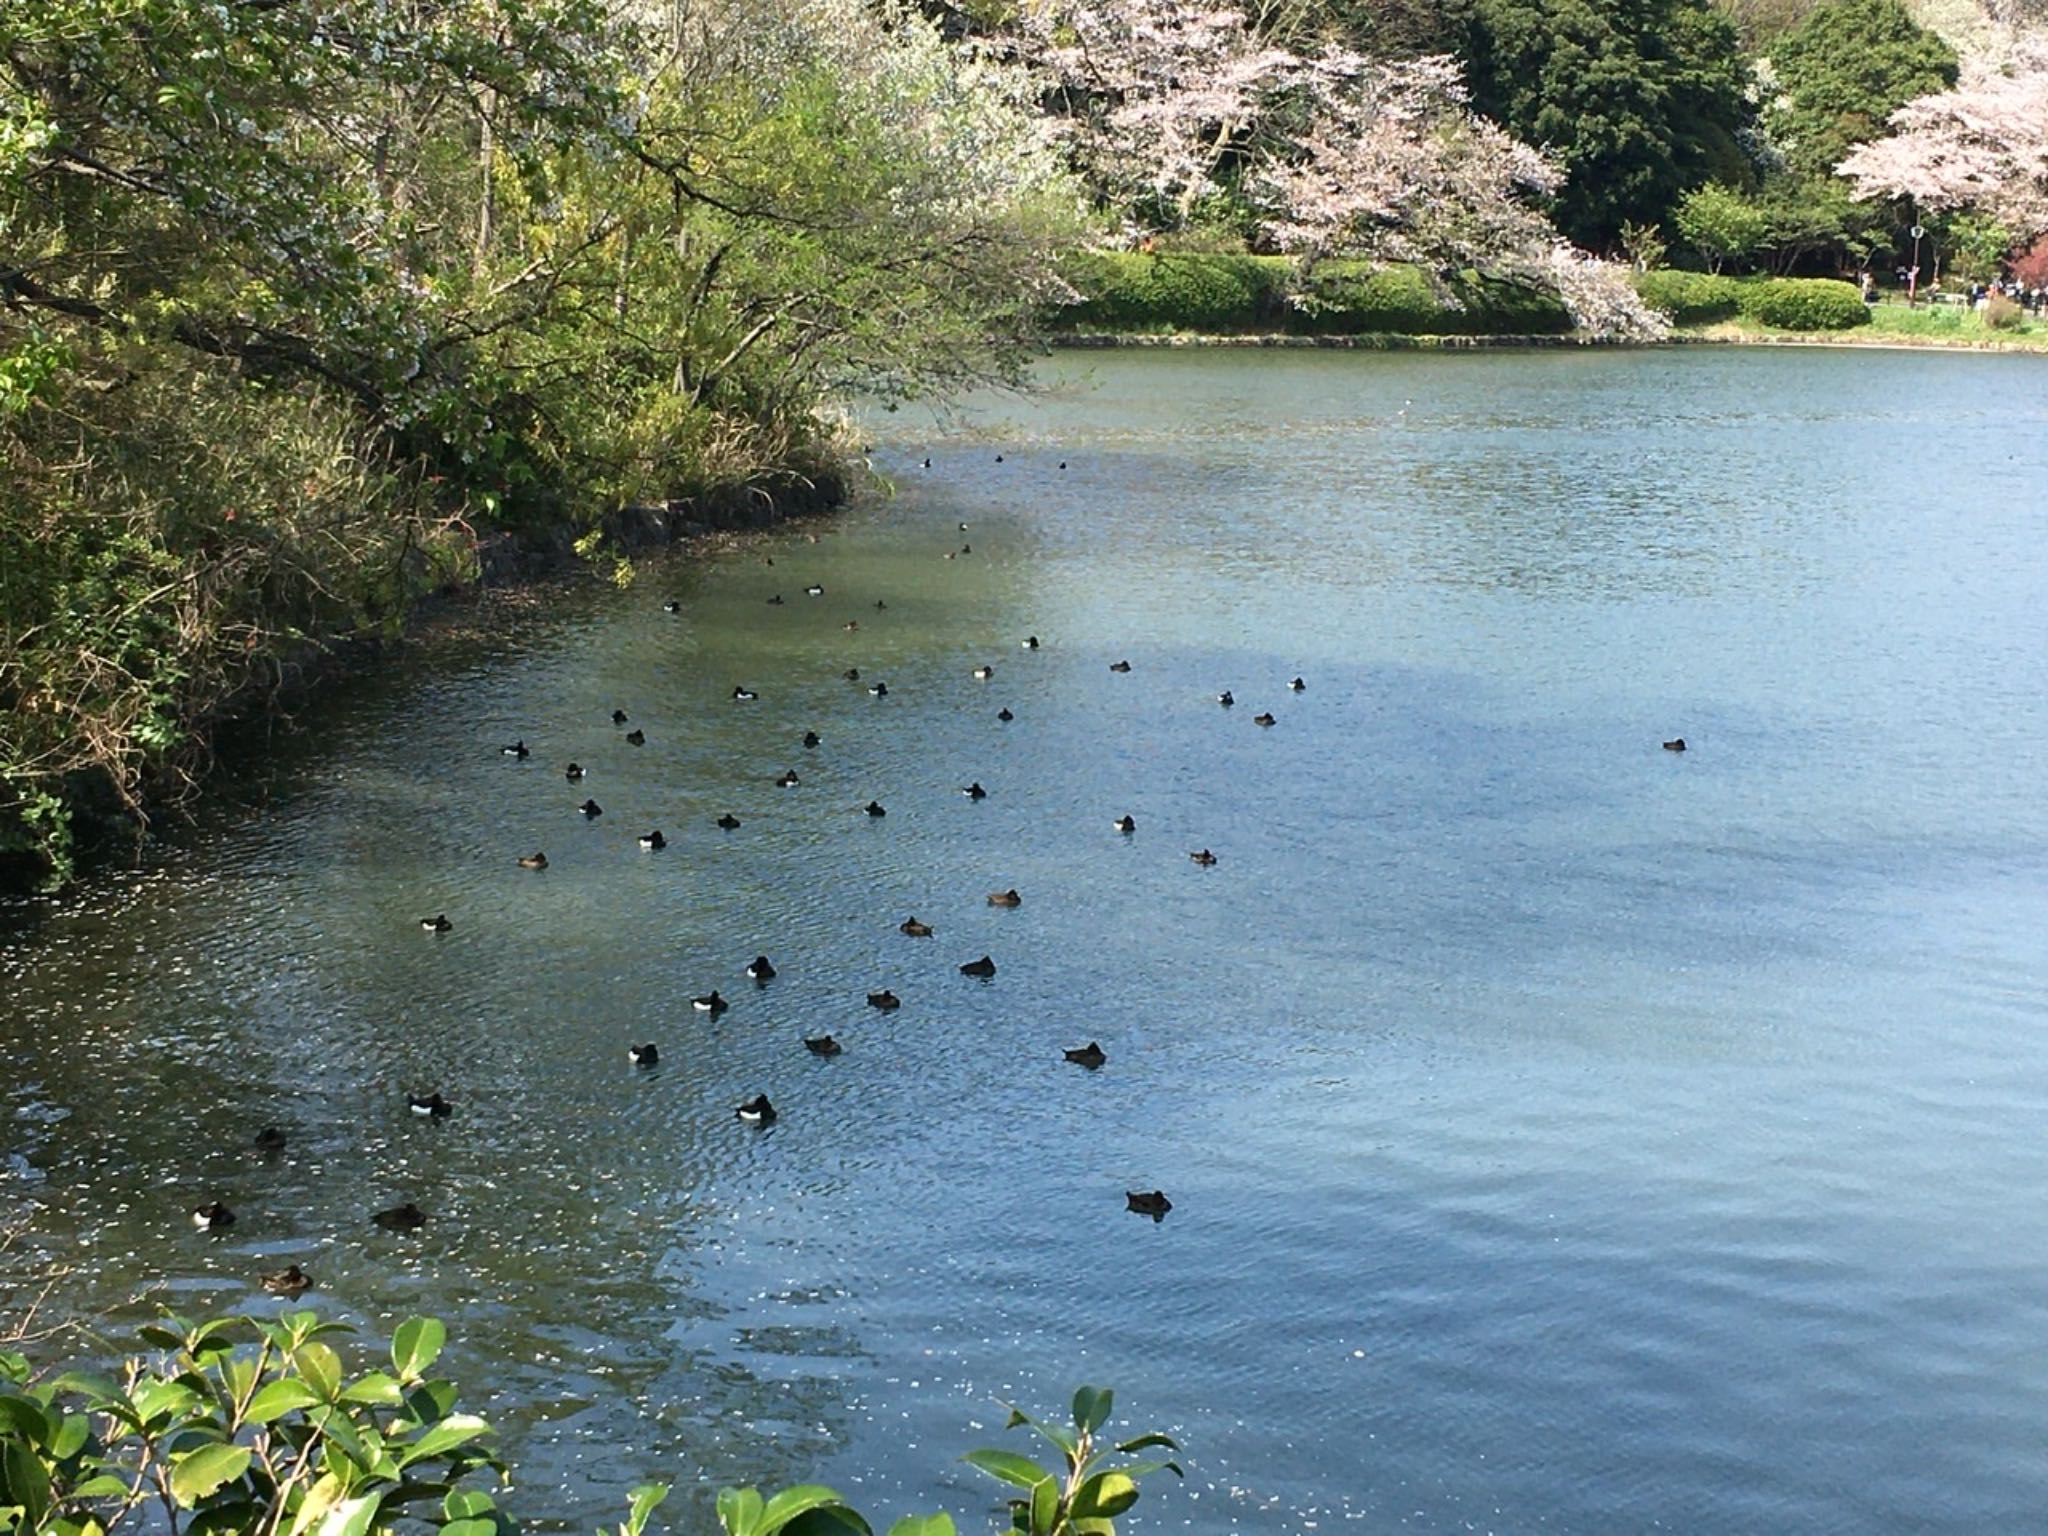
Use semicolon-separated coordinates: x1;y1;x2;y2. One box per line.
987;888;1021;907
997;707;1014;722
191;1201;236;1231
1110;660;1132;673
1663;738;1687;752
612;709;629;724
1190;849;1218;866
806;584;824;597
733;686;758;701
1125;1190;1172;1219
900;917;933;936
625;728;646;746
844;620;859;632
767;594;784;605
261;1264;315;1297
844;668;861;681
1253;712;1276;727
746;955;777;981
1064;1042;1106;1070
254;1126;287;1153
1217;690;1234;707
737;1094;776;1124
420;914;452;932
973;665;994;680
804;1035;843;1057
693;990;729;1015
775;769;800;788
639;829;666;850
1022;636;1040;650
408;1093;452;1118
565;763;585;781
628;1043;660;1068
867;989;901;1010
716;812;742;830
803;731;820;748
958;955;997;978
1289;676;1306;691
1113;815;1136;834
579;799;604;817
868;681;889;696
518;852;549;869
962;782;987;799
864;801;887;817
663;599;682;613
373;1201;428;1232
502;740;530;758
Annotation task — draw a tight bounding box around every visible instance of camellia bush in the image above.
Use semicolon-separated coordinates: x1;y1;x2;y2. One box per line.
1630;270;1746;324
0;1311;1179;1536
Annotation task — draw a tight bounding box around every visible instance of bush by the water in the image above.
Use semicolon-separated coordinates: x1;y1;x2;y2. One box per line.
1631;269;1745;324
1738;278;1872;331
0;1308;1178;1536
1057;252;1289;332
1054;253;1571;336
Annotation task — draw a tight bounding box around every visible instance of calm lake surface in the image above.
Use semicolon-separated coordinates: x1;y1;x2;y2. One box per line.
6;347;2048;1533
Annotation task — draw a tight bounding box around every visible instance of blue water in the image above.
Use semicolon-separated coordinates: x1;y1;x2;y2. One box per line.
5;347;2048;1533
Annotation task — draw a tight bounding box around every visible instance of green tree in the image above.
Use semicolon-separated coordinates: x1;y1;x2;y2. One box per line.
1765;0;1957;181
1676;182;1771;271
1462;0;1754;247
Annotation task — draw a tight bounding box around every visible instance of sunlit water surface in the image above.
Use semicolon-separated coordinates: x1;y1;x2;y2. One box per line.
6;348;2048;1533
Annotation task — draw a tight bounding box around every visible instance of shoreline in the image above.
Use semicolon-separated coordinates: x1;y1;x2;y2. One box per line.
0;472;849;899
1049;329;2048;354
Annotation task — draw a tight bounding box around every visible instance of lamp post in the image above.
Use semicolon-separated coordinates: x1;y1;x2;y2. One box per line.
1909;223;1925;305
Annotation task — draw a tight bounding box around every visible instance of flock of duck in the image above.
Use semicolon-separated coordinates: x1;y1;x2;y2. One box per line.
196;455;1686;1292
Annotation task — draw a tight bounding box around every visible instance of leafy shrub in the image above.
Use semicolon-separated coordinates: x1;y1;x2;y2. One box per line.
1984;294;2024;330
1296;263;1570;335
1738;277;1871;330
1056;253;1287;332
1631;269;1745;324
0;1310;507;1536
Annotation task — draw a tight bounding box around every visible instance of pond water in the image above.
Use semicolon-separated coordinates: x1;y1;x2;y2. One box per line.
6;347;2048;1534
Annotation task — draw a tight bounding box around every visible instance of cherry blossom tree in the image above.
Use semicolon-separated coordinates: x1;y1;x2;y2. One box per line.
1837;35;2048;238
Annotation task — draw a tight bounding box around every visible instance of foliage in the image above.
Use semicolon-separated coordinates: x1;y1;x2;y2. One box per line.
1460;0;1755;246
1676;182;1772;271
1939;211;2016;280
1618;220;1669;271
1765;0;1958;180
0;1310;505;1536
1749;171;1892;272
960;1387;1181;1536
1631;268;1748;321
1052;253;1574;332
2014;235;2048;287
0;0;1076;884
1838;35;2048;237
1738;275;1873;326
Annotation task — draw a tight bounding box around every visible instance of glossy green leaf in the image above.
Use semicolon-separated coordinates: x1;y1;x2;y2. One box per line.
0;1397;49;1443
50;1412;90;1460
314;1490;384;1536
396;1412;490;1468
1;1438;52;1525
245;1378;323;1425
1070;1472;1138;1520
760;1485;847;1534
625;1481;669;1534
69;1475;129;1500
392;1319;446;1381
779;1507;870;1536
1114;1459;1182;1480
401;1380;460;1427
170;1443;252;1507
1111;1434;1178;1454
287;1470;346;1536
339;1372;403;1408
130;1377;201;1429
886;1515;956;1536
444;1489;497;1521
1028;1474;1057;1536
440;1518;499;1536
961;1450;1052;1492
717;1485;764;1536
1071;1387;1112;1436
292;1344;343;1404
45;1372;120;1403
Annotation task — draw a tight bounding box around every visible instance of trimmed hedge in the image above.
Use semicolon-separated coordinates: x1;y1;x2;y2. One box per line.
1057;252;1290;332
1738;277;1871;331
1631;269;1744;324
1054;252;1571;336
